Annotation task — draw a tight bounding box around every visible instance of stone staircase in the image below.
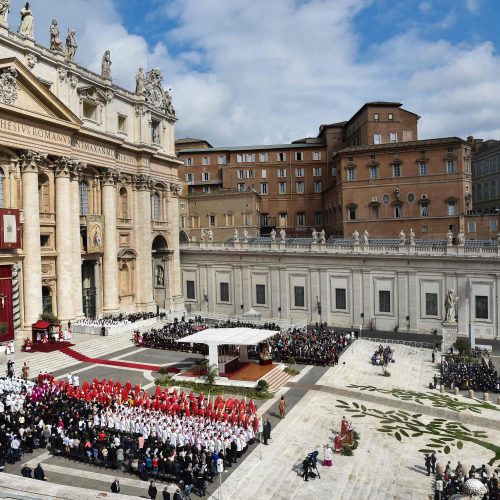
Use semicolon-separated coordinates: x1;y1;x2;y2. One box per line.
263;364;293;392
4;319;167;378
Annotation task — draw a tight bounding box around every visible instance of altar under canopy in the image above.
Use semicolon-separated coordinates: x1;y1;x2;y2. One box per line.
176;327;278;374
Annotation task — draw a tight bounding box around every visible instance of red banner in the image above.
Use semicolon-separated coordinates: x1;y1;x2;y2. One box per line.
0;209;20;249
0;266;14;342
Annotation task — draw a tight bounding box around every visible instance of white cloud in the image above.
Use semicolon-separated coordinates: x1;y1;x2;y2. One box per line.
465;0;481;13
7;0;500;146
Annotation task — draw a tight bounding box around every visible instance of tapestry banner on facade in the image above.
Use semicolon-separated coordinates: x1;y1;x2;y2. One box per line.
86;215;104;254
0;209;20;249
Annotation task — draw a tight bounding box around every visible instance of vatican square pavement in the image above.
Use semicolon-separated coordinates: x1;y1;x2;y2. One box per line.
220;340;500;500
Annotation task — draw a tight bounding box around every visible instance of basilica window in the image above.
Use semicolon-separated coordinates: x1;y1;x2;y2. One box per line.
79;182;89;215
38;174;50;213
152;193;161;220
119;187;128;218
475;296;488;320
0;170;4;208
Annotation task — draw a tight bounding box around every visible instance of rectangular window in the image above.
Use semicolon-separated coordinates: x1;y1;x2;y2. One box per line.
313;181;322;193
237;183;245;192
394;205;402;218
186;280;195;300
312;151;321;161
335;288;347;310
294;286;305;307
468;221;476;233
278;182;286;194
313;167;322;176
277;152;286;161
314;211;322;226
260;182;268;195
220;282;229;302
218;155;227;165
202;186;211;194
297;212;305;226
202;157;210;165
475;295;488;319
422;225;429;233
296;181;304;193
392;164;401;177
279;212;288;226
185;157;193;166
419;162;428;175
185;173;193;183
369;166;378;179
225;213;233;226
425;293;438;316
83;101;98;121
236;154;243;163
348;206;356;220
208;215;216;227
331;167;337;177
259;153;268;162
388;113;394;121
243;214;251;226
390;132;398;143
379;290;391;313
261;169;267;178
151;120;161;144
245;153;255;162
373;133;382;145
247;170;254;179
295;152;303;161
420;203;429;217
373;113;379;121
347;168;356;181
295;168;304;177
256;284;266;305
447;201;457;216
117;114;127;133
202;172;210;181
446;160;455;173
490;220;498;232
278;168;286;178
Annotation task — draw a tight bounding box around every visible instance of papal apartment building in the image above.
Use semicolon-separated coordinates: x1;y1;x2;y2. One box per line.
0;11;183;340
177;102;473;241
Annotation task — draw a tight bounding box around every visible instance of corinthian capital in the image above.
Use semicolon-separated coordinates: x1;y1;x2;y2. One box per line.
53;156;73;178
101;167;119;186
18;150;47;173
133;174;154;191
70;161;85;182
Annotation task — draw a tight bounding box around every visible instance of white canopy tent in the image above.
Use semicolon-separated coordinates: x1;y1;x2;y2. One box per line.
176;327;278;374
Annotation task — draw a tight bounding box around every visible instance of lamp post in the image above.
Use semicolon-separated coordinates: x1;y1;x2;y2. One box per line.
203;289;209;315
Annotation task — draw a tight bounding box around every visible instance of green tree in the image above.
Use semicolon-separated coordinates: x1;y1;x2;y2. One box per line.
454;337;470;356
205;364;218;389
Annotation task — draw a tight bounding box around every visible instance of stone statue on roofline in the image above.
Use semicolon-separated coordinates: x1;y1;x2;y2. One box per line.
135;67;145;95
312;228;318;243
399;229;406;245
242;229;249;242
446;229;453;246
444;289;458;323
352;229;360;244
280;228;286;242
458;229;465;246
233;228;239;242
101;50;112;80
208;228;214;242
0;0;10;28
49;19;63;53
270;228;276;242
319;229;326;244
200;228;206;242
19;2;34;38
65;29;78;61
362;229;369;245
409;228;416;245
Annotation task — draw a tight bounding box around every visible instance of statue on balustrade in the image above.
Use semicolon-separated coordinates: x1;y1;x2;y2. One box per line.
208;228;214;242
0;0;11;27
65;29;78;61
362;229;369;245
19;2;34;38
352;229;360;244
409;228;416;245
49;19;63;53
280;228;286;242
458;229;465;246
319;229;326;244
444;289;458;323
399;229;406;245
200;228;206;242
270;228;276;242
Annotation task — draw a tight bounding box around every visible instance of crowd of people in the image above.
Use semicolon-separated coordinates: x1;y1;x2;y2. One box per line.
0;374;259;496
432;460;499;499
371;345;395;366
262;326;354;366
441;356;500;393
75;311;162;329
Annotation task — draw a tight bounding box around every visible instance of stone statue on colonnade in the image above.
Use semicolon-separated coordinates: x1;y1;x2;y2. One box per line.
18;2;34;38
65;29;78;61
0;0;10;27
444;289;458;323
49;20;64;53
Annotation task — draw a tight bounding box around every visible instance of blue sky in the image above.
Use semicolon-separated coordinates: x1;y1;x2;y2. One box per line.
8;0;500;145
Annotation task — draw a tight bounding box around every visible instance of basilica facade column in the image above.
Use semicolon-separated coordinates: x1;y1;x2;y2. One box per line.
54;157;75;323
133;174;154;309
19;150;44;327
101;169;119;312
70;162;84;318
167;183;184;311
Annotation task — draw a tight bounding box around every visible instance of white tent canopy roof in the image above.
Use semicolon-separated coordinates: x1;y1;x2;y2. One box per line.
175;327;278;346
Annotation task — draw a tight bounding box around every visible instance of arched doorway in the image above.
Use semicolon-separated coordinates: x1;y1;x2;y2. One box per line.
152;234;170;309
42;286;53;314
179;229;190;243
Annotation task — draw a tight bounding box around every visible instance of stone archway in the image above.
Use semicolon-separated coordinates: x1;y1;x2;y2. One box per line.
152;234;170;309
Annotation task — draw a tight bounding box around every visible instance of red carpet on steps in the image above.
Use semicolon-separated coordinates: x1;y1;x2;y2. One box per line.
59;347;181;373
29;342;75;353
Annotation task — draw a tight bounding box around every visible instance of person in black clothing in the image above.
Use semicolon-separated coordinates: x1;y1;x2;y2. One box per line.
21;464;32;478
302;457;310;481
430;452;437;474
263;418;271;445
148;480;158;499
433;375;438;389
111;478;120;493
34;463;46;480
425;454;432;476
6;360;14;378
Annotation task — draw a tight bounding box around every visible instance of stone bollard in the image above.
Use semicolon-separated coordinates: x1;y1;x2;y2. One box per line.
483;392;489;402
468;389;474;399
454;387;459;395
440;385;445;394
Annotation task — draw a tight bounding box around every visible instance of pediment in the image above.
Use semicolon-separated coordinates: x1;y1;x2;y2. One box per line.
76;85;108;104
0;57;81;128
